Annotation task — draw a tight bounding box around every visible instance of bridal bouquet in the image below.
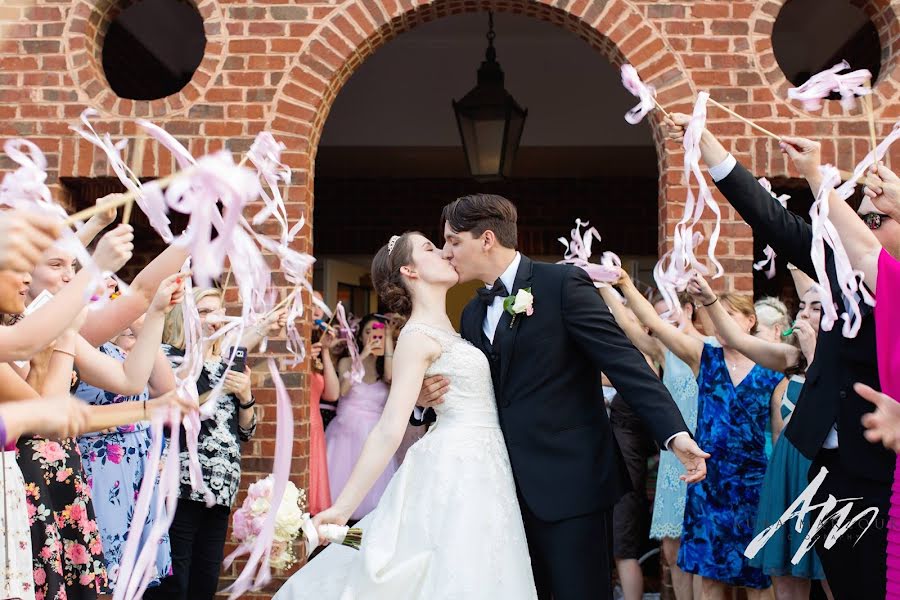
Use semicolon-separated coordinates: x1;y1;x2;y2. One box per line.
232;476;364;570
232;476;308;569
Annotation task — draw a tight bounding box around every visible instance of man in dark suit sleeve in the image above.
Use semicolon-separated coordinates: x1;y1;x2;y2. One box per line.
662;114;892;599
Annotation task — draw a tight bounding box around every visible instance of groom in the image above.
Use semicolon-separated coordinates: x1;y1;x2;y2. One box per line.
421;194;708;599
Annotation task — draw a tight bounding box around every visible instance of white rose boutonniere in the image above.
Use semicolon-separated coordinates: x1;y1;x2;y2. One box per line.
503;287;534;328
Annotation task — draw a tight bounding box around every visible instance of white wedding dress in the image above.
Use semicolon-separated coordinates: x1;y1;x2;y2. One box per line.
275;322;537;599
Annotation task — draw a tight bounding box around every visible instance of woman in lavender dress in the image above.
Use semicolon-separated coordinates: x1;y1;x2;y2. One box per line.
325;314;397;521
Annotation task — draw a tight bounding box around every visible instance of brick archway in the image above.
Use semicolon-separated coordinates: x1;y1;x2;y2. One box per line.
264;0;698;259
751;0;900;119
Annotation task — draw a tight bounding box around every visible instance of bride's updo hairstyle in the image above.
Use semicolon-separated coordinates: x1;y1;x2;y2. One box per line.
372;232;419;317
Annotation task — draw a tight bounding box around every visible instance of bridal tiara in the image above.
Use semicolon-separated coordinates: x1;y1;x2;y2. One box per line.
388;235;400;255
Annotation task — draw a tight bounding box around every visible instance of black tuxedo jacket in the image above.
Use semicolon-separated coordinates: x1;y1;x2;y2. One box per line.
715;161;892;482
460;255;687;522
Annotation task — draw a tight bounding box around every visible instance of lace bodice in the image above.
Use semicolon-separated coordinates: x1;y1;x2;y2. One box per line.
400;322;500;429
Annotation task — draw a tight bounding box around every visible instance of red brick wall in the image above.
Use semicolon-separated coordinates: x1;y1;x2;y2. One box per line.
4;0;900;596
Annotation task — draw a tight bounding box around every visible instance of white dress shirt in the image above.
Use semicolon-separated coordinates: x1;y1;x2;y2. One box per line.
707;152;839;449
482;252;521;344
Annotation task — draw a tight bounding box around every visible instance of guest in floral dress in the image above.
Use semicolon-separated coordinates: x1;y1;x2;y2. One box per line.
18;258;186;600
75;325;174;592
18;435;108;600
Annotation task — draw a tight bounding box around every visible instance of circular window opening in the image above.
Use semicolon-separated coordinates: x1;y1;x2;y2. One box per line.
102;0;206;101
773;0;881;93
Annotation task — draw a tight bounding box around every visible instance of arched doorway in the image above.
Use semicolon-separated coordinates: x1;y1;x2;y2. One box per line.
265;0;699;321
311;11;664;324
261;0;699;579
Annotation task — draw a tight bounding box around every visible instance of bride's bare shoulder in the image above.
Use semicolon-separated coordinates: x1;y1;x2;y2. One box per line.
395;328;443;363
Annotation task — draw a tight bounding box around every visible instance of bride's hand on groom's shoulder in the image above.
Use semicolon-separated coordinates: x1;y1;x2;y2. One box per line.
417;375;449;409
670;434;711;484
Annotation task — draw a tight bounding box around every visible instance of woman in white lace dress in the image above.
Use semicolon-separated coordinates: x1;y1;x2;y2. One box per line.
275;232;537;599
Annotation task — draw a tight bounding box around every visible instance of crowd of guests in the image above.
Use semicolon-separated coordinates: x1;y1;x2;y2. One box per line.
2;112;900;600
0;195;304;599
592;115;900;600
0;185;425;600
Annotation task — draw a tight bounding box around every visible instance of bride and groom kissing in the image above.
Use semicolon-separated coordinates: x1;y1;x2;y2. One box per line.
275;194;709;599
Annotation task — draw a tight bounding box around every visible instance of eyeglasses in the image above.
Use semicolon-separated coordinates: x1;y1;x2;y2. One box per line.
860;212;891;230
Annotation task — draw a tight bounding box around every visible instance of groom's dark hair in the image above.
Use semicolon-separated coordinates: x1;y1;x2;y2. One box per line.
440;194;518;249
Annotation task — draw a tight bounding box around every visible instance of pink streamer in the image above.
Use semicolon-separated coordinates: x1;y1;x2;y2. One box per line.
655;92;722;319
753;246;777;280
335;302;364;384
136;119;196;169
621;64;658;125
247;132;294;244
71;110;175;242
126;407;181;599
752;178;791;279
222;358;294;598
835;121;900;200
0;138;121;305
787;61;872;112
557;218;622;284
113;407;181;600
159;150;260;287
169;262;214;502
135;118;261;287
0;139;54;207
809;165;875;338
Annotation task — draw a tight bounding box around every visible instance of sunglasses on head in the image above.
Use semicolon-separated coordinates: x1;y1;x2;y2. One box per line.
860;212;890;230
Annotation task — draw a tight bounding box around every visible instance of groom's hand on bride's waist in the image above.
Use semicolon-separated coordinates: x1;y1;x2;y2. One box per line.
417;375;450;409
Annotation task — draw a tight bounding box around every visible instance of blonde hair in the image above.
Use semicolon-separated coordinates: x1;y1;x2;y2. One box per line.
755;296;792;335
719;292;758;335
163;287;224;356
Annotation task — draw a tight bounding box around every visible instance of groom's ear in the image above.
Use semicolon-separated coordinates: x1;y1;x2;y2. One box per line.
481;229;496;251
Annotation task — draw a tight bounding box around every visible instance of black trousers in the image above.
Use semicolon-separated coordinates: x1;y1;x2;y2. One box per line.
520;497;613;600
144;498;231;600
609;395;656;560
810;449;890;600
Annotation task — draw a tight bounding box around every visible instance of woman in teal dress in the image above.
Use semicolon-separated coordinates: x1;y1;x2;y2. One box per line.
747;287;833;598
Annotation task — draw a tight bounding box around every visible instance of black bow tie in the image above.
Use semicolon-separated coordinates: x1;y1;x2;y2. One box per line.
477;279;509;305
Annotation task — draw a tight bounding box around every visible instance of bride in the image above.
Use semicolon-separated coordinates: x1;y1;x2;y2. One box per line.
274;232;537;599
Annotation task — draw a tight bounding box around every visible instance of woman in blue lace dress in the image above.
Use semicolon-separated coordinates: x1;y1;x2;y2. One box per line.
618;271;781;598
